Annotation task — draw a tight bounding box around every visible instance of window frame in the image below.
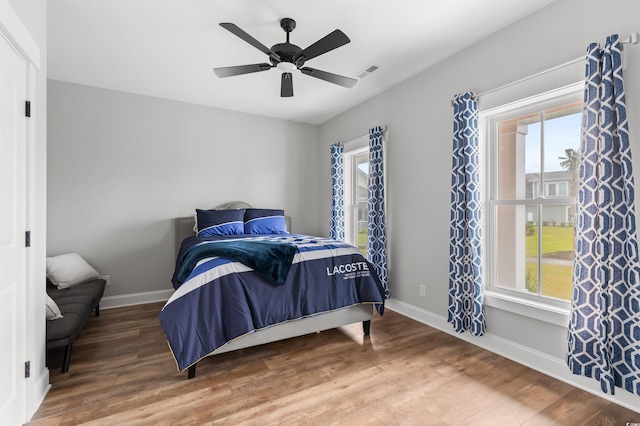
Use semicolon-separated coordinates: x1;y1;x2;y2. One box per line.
481;82;583;324
343;135;369;254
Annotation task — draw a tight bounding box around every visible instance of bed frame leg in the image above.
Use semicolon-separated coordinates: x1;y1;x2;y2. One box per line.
363;320;371;336
187;364;196;379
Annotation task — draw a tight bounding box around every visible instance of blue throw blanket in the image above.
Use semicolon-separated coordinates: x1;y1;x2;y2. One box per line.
173;238;297;288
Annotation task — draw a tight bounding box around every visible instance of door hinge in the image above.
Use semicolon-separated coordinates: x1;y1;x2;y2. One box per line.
25;361;30;378
25;101;31;117
25;231;31;247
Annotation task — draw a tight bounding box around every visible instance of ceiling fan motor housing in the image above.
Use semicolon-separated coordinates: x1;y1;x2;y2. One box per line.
270;18;306;68
270;43;303;67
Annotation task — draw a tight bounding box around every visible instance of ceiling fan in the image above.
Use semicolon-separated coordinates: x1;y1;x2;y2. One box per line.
214;18;357;97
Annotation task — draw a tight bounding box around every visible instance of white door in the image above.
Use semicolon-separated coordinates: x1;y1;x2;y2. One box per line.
0;33;28;426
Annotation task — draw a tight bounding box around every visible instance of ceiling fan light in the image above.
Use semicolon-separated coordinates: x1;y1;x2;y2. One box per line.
277;62;297;72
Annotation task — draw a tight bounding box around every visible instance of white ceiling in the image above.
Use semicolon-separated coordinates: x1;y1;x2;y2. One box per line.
48;0;557;125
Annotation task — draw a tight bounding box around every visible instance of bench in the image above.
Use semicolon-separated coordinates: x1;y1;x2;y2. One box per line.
46;278;106;373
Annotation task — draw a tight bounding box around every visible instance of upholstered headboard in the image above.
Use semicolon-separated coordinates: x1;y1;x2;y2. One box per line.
174;201;291;257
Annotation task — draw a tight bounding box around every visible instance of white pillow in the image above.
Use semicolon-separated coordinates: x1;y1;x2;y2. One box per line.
46;252;100;289
46;295;63;320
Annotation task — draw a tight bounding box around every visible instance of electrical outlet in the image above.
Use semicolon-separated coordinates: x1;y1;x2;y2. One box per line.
419;284;426;298
102;275;111;286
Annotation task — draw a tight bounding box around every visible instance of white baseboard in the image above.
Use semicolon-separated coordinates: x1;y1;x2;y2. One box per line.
26;368;50;423
100;288;173;310
384;298;640;414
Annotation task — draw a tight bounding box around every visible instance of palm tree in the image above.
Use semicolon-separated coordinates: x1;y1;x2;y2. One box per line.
558;148;580;223
558;148;580;178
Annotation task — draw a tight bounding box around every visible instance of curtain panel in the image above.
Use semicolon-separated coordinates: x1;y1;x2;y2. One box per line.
330;142;345;241
567;34;640;396
367;126;389;299
448;92;486;336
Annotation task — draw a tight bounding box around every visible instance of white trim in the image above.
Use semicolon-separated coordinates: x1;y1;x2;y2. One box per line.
100;289;174;310
385;298;640;414
484;290;569;326
344;147;368;247
25;60;43;424
344;134;368;249
480;81;583;118
482;83;582;308
0;3;42;423
0;0;39;68
344;133;368;151
28;370;50;419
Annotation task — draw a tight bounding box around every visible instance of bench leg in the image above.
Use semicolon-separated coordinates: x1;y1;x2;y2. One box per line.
61;344;72;373
363;320;371;336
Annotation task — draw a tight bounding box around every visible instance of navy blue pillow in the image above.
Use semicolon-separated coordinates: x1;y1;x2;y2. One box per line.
196;209;245;237
244;209;288;234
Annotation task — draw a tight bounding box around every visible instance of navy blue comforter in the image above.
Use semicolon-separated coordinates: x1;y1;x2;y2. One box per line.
159;234;385;371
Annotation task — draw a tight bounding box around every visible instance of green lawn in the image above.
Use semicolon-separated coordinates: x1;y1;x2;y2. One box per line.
525;225;574;300
526;225;574;258
525;262;573;300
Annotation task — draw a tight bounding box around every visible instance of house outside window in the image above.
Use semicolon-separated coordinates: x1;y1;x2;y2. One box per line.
484;85;582;308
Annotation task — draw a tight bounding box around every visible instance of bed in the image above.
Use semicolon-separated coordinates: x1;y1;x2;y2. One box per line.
159;202;386;379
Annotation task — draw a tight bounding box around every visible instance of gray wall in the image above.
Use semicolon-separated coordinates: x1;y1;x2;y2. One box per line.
318;0;640;405
47;81;319;296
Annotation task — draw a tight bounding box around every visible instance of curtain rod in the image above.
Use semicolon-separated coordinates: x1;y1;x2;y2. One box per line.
451;32;639;105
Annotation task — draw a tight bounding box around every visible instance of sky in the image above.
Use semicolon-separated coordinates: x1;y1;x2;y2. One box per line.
525;112;582;173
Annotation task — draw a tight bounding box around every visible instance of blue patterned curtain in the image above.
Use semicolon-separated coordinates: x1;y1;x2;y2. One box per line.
330;142;345;241
448;92;485;336
368;126;389;299
567;34;640;396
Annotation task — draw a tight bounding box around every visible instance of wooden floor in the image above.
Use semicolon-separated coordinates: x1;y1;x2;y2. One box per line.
29;303;639;426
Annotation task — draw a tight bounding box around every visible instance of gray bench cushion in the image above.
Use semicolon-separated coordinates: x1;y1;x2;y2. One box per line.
46;278;106;349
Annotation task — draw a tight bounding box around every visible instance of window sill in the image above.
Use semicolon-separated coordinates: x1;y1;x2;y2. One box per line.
484;290;570;327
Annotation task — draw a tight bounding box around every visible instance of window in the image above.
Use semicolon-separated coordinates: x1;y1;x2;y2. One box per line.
484;85;582;306
344;146;368;255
